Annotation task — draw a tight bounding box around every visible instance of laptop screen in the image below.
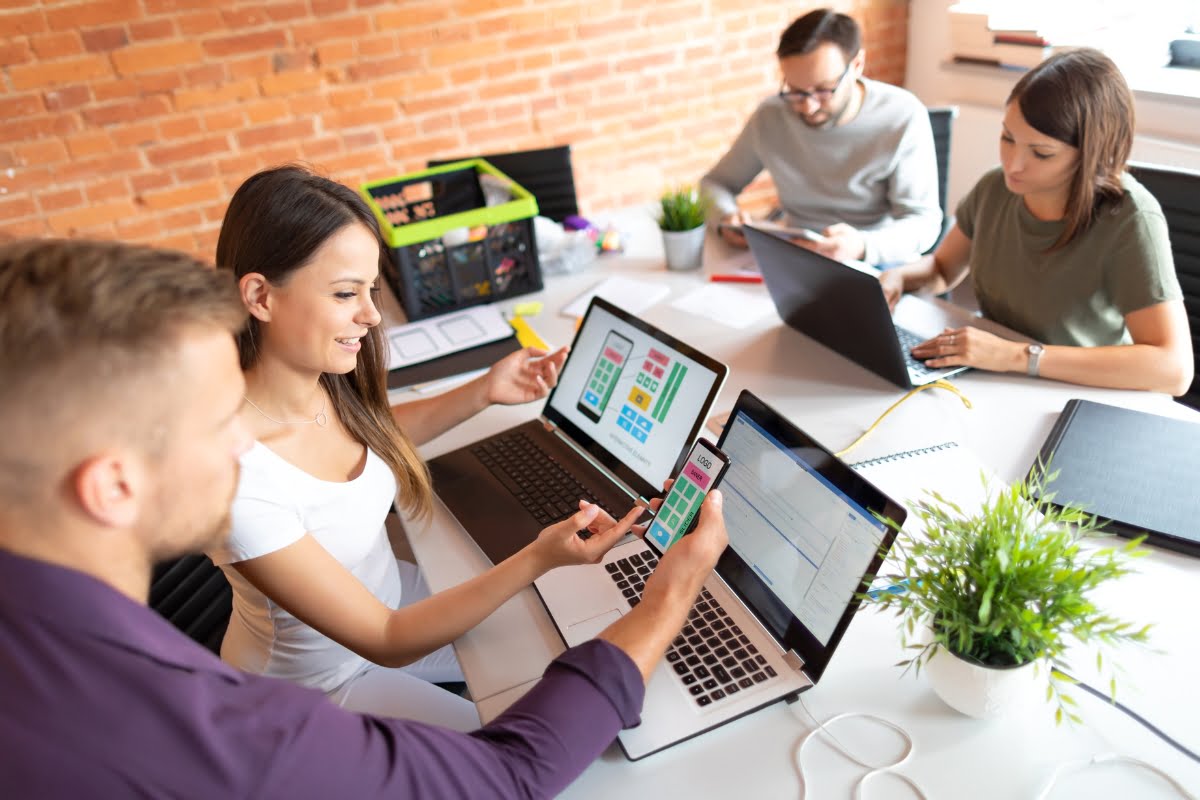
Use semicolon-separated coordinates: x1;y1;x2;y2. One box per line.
715;391;904;682
543;297;728;501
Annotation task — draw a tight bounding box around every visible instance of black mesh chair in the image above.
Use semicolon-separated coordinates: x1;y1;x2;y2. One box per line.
926;106;958;254
149;553;232;655
428;145;579;222
1128;162;1200;409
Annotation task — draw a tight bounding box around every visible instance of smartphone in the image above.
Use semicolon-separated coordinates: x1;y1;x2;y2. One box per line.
751;220;827;243
576;330;634;423
646;438;730;553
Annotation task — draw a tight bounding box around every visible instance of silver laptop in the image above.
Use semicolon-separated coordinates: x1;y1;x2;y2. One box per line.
743;224;988;388
534;390;906;760
430;297;729;565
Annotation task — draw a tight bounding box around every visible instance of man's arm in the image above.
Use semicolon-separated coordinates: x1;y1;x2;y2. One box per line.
860;108;943;265
701;115;765;228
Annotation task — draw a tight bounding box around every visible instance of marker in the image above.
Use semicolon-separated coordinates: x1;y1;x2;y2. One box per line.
710;273;763;284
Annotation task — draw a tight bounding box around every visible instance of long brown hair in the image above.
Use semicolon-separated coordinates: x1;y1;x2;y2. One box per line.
215;165;433;518
1007;48;1134;251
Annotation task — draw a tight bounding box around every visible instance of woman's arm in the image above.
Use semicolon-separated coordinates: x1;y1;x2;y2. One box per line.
879;225;974;310
914;300;1194;396
392;346;569;446
229;503;645;669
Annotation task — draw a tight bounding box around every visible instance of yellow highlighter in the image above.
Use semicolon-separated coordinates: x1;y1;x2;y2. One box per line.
509;315;549;351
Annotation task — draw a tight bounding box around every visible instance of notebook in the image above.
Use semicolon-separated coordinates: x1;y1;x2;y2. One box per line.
743;225;1027;389
1029;399;1200;557
534;390;907;760
848;441;999;517
429;296;729;565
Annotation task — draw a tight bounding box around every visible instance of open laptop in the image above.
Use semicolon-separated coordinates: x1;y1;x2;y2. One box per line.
534;389;906;759
430;297;729;565
743;224;987;388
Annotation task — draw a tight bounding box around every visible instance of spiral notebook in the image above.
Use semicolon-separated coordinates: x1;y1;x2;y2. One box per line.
848;441;1000;518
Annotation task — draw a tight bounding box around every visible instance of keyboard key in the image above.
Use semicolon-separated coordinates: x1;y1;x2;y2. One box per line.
738;678;754;690
686;655;701;667
629;553;643;566
622;588;636;599
604;563;619;574
732;648;748;661
694;665;710;679
765;666;777;678
616;579;629;590
702;654;718;666
711;689;726;701
712;665;732;684
731;666;746;679
628;596;640;606
755;655;766;666
752;671;767;684
702;678;717;691
689;685;704;696
697;695;712;707
672;662;687;675
726;683;740;695
678;645;693;657
666;651;681;663
682;674;697;685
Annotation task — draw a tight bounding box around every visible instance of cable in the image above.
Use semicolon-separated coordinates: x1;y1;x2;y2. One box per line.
834;379;972;459
1034;754;1198;800
1060;669;1200;765
788;695;927;799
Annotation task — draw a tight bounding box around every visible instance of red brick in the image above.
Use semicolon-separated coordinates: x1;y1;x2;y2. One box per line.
112;121;158;148
65;131;115;159
54;151;142;183
46;199;139;235
158;115;204;139
130;171;173;193
322;103;397;130
264;2;307;23
144;0;218;13
343;129;380;149
0;94;44;119
358;34;399;58
311;0;350;14
286;94;325;116
9;54;113;90
85;177;129;203
154;208;205;231
292;16;371;45
203;31;287;58
139;179;224;211
42;85;91;112
0;165;53;196
301;137;344;160
0;114;79;144
14;138;68;165
228;55;272;80
316;41;356;66
176;10;223;36
241;98;290;125
0;39;33;67
111;40;203;76
91;78;139;102
271;50;311;72
0;195;39;221
146;136;230;167
173;79;258;111
0;218;51;239
30;31;84;59
400;90;471;116
259;70;323;96
45;0;139;31
376;6;450;29
115;216;163;240
220;7;270;27
82;96;172;127
3;8;48;36
203;109;245;132
157;232;199;254
215;152;259;178
80;26;129;52
347;54;423;81
183;63;226;86
38;187;86;213
174;161;217;183
328;86;371;108
236;119;315;149
130;18;176;40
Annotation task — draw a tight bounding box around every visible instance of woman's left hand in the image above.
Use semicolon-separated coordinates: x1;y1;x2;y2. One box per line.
910;326;1024;373
484;345;569;406
531;502;648;570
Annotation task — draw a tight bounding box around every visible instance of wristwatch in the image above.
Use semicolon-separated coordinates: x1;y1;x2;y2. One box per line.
1026;343;1044;377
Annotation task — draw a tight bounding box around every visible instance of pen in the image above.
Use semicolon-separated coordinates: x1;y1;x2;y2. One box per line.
710;273;763;284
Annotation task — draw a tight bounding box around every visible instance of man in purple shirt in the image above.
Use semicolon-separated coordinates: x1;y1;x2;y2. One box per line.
0;239;728;798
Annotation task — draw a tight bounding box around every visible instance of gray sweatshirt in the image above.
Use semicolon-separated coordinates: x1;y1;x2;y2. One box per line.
701;78;942;265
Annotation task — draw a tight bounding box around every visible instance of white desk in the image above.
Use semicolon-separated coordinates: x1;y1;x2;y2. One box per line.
395;223;1200;798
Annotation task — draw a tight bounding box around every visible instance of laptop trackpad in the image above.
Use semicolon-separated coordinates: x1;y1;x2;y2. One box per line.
565;609;623;647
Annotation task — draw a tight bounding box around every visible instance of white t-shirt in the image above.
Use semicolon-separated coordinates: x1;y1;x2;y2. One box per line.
208;442;401;693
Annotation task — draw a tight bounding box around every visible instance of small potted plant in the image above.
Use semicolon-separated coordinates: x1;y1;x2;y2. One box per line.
870;468;1150;723
657;185;709;270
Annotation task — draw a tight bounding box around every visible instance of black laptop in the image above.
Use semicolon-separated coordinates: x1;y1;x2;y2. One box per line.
430;297;729;564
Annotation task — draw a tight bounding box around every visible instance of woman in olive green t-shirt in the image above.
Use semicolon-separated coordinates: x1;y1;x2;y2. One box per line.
880;48;1193;396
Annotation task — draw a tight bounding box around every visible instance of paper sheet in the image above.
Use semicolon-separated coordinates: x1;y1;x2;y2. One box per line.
669;284;777;330
560;275;670;318
385;305;513;369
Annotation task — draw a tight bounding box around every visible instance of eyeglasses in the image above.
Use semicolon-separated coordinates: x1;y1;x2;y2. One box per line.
778;58;855;104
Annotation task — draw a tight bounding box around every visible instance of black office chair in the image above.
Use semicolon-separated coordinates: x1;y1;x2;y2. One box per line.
926;106;958;254
149;553;232;655
1128;162;1200;409
428;145;579;222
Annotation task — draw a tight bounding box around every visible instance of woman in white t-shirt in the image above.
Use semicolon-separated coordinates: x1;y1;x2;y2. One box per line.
209;165;646;730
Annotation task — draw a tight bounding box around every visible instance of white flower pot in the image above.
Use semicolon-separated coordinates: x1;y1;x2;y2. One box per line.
924;645;1043;719
661;226;705;270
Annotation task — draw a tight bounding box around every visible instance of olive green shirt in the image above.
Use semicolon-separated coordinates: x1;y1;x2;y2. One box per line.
957;168;1180;347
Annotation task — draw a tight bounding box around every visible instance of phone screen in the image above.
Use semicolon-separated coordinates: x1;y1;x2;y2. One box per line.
576;330;634;423
646;438;729;553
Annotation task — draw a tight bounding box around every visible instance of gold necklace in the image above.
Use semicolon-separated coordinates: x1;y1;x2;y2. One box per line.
243;394;328;427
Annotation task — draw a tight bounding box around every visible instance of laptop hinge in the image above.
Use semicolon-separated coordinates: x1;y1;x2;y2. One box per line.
783;650;806;675
538;415;647;505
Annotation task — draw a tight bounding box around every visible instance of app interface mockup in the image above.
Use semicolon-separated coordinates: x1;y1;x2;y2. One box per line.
646;442;723;552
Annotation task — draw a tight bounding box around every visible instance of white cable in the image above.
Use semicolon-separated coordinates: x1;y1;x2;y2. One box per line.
1033;753;1198;800
790;696;926;800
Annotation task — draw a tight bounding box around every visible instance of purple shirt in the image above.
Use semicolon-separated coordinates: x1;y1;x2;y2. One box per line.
0;549;644;798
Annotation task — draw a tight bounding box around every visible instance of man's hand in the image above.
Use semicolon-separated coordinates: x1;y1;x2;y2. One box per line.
718;212;750;248
797;222;866;263
879;269;904;312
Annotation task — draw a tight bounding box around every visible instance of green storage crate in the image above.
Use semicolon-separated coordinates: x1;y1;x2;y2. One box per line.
362;159;543;321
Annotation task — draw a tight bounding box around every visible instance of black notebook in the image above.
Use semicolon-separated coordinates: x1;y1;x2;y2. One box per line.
386;333;520;390
1029;398;1200;557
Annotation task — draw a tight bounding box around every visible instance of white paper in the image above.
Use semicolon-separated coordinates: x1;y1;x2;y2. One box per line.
560;275;670;318
669;284;776;330
385;305;512;369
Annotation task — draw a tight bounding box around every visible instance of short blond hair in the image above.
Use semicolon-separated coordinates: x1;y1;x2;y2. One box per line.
0;239;246;506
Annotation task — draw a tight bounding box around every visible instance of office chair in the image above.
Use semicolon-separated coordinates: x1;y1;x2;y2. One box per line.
926;106;959;254
1128;162;1200;409
149;553;232;655
428;145;579;222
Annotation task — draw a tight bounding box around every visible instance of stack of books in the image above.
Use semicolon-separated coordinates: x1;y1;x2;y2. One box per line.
948;3;1103;70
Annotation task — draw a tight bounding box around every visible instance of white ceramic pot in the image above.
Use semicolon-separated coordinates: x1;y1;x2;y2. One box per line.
662;226;705;270
924;645;1043;719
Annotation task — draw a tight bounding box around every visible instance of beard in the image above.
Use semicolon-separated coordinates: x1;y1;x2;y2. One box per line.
147;461;240;562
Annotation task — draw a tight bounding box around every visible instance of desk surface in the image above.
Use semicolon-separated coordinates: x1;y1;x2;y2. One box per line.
393;217;1200;798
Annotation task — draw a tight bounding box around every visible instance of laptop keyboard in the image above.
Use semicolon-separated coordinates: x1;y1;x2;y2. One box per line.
894;325;938;379
605;551;778;709
471;431;613;527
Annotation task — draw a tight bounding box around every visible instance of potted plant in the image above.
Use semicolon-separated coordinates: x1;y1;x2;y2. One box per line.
657;186;709;270
870;468;1150;723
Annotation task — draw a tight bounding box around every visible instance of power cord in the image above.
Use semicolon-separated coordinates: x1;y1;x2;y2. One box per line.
834;379;972;459
1033;754;1197;800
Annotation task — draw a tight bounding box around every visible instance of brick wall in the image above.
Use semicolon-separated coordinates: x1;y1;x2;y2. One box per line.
1;0;909;260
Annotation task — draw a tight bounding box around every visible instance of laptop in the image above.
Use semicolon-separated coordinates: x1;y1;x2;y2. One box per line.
430;297;729;565
534;389;906;759
743;224;987;388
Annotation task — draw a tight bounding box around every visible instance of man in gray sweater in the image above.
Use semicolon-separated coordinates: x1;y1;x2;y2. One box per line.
701;9;942;266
